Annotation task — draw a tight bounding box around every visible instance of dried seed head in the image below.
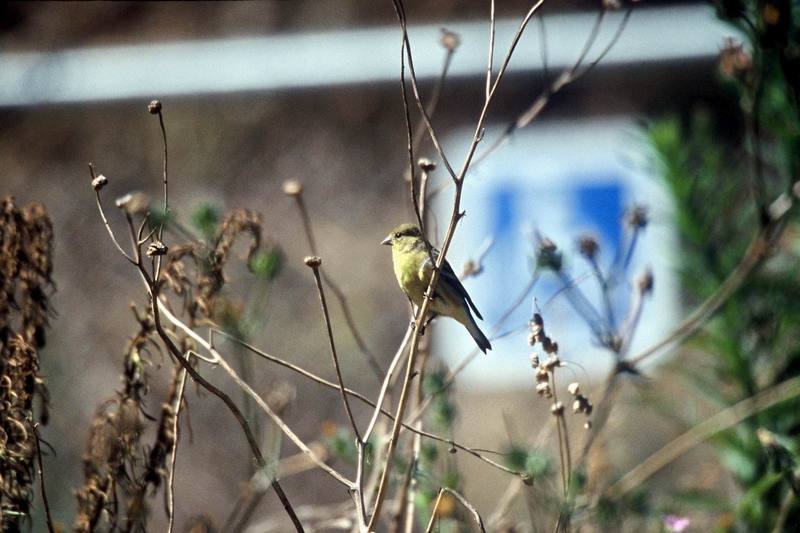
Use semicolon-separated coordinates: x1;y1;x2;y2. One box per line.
627;205;648;229
550;402;564;416
603;0;622;10
91;174;108;191
527;332;537;346
536;382;552;398
542;338;558;355
418;158;436;172
638;269;654;294
536;238;563;271
114;191;151;214
304;255;322;268
543;355;561;371
146;241;168;257
282;179;303;197
440;28;461;51
567;382;580;396
578;235;599;260
535;367;549;383
147;100;162;114
572;394;593;415
529;353;540;368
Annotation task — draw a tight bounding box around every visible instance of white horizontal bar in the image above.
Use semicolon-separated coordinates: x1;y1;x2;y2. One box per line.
0;5;735;107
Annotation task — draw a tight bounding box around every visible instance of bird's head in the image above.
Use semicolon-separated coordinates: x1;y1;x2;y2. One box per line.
381;223;424;252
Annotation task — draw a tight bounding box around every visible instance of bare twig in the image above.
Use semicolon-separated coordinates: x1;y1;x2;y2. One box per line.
166;365;188;533
470;6;633;168
211;323;517;478
90;164;135;264
486;0;496;101
32;424;56;533
285;184;385;381
306;256;362;443
156;296;352;489
424;487;487;533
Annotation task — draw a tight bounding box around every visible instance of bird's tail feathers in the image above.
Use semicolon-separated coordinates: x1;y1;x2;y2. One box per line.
465;313;492;354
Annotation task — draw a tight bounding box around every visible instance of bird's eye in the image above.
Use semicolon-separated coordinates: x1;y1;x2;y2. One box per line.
394;232;401;239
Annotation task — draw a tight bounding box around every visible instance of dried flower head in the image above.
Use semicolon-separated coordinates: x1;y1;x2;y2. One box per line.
536;238;563;271
147;100;162;114
92;174;109;191
418;158;436;172
536;382;552;398
550;402;564;416
304;255;322;268
543;355;561;371
529;352;540;368
146;241;168;257
602;0;622;10
282;179;303;197
115;191;151;215
626;205;649;229
536;367;549;383
567;382;580;396
440;28;461;51
578;235;599;260
638;269;654;294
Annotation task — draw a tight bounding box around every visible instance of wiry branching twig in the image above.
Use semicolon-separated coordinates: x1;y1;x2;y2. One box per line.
283;181;385;381
424;487;487;533
368;2;546;528
209;327;515;475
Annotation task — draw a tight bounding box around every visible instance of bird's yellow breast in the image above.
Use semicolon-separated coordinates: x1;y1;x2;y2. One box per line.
391;247;429;306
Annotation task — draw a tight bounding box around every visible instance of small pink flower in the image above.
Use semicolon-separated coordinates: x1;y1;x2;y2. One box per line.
664;515;690;532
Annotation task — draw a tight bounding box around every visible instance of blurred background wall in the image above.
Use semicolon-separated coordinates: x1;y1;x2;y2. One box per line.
0;1;742;529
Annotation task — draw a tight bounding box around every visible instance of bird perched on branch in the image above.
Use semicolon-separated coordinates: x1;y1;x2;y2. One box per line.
381;223;491;353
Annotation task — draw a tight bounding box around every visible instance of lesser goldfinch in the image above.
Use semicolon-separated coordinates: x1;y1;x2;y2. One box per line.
382;223;491;353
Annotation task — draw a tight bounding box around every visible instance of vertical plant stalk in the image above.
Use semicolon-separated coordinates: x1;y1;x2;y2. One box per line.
286;184;385;381
305;255;366;527
33;424;55;533
367;2;546;528
166;366;188;533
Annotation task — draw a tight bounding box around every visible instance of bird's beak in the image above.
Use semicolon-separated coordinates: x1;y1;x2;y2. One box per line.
381;235;392;246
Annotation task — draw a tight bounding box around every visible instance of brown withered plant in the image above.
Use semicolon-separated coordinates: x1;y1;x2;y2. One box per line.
0;197;54;530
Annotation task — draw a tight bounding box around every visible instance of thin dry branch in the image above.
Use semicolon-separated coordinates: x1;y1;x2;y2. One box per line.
424;487;487;533
32;424;55;533
166;366;187;533
306;257;362;443
285;184;385;381
210;328;518;476
368;2;546;528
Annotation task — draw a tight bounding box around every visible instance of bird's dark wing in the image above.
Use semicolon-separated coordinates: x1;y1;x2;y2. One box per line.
422;250;484;320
